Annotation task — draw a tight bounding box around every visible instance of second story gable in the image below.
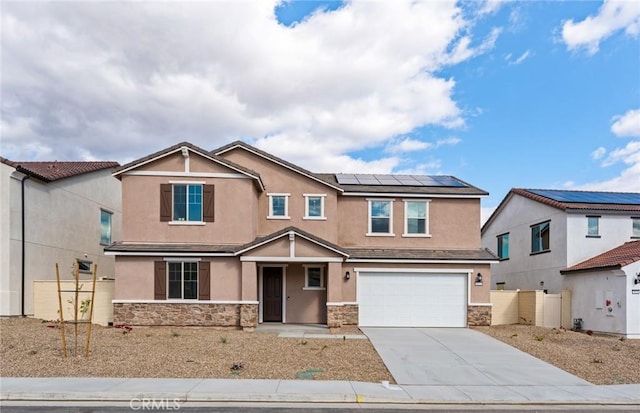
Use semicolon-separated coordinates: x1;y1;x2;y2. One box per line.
116;140;490;252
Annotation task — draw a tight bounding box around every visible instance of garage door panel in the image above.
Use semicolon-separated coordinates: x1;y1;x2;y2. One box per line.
358;272;467;327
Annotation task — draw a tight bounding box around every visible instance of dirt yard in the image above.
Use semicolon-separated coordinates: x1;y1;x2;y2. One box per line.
2;318;639;385
0;317;392;382
474;324;640;385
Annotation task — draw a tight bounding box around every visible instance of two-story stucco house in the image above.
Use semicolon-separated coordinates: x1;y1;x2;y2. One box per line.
0;158;121;316
481;188;640;293
106;141;497;329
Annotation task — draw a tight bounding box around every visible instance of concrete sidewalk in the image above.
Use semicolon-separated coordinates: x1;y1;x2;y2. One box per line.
1;377;639;405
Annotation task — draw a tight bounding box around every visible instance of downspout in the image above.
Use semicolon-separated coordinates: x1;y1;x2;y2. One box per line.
20;173;29;317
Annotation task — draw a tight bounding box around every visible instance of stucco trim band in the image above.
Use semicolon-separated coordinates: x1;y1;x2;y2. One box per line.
113;300;259;305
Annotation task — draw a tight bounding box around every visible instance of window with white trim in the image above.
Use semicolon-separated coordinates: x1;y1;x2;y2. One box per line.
268;193;290;219
368;199;393;235
168;261;198;299
304;266;325;289
173;184;202;222
403;200;429;236
304;194;326;219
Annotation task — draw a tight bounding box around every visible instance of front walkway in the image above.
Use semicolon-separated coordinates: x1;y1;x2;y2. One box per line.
255;323;366;339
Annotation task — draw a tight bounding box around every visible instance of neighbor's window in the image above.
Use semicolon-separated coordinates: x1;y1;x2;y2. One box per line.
404;200;428;236
304;266;325;289
304;194;326;219
77;259;92;274
173;184;202;222
100;209;112;245
531;221;550;253
633;218;640;238
268;193;290;219
168;262;198;299
368;199;393;235
587;216;600;236
497;233;509;260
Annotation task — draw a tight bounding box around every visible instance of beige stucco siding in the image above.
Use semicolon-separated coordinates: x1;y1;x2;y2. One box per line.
121;175;256;244
285;263;327;324
219;148;339;241
115;257;242;301
338;197;482;249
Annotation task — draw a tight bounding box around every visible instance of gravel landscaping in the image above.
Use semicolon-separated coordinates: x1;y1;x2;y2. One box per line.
2;317;639;385
0;317;393;382
474;324;640;385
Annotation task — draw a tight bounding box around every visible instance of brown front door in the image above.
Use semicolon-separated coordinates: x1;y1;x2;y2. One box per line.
263;267;283;322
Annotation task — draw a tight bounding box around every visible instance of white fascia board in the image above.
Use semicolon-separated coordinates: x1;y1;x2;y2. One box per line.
240;256;344;262
343;192;485;199
104;251;235;257
348;259;498;264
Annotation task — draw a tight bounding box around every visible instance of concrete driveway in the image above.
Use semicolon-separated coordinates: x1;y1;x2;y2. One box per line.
361;327;591;386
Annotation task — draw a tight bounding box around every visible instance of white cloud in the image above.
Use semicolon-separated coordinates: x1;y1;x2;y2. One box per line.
611;108;640;137
511;50;531;65
386;138;431;154
0;0;499;169
561;0;640;55
477;0;514;16
591;146;607;160
435;137;461;147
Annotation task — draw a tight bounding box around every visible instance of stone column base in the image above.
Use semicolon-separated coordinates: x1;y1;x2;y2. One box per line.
240;304;258;331
467;305;492;326
327;304;358;328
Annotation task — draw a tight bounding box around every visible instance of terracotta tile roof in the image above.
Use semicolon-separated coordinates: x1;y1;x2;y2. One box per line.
561;240;640;274
1;157;119;182
346;247;498;261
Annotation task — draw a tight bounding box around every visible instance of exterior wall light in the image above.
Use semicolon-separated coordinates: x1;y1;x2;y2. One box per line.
474;273;482;286
345;271;350;280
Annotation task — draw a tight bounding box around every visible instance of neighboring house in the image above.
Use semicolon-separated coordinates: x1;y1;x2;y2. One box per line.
561;241;640;339
481;188;640;293
0;158;121;316
106;141;497;329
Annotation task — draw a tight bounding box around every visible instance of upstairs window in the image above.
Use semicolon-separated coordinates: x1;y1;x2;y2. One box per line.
77;259;93;274
100;209;112;245
160;183;214;223
531;221;550;254
587;216;600;237
368;199;394;235
404;200;429;236
268;193;290;219
497;233;509;260
633;217;640;238
304;194;326;219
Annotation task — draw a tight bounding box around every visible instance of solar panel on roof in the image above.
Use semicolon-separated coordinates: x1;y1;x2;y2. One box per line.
528;189;640;205
333;173;470;188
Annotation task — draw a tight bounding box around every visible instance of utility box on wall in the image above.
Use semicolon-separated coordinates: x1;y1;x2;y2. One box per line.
33;279;115;326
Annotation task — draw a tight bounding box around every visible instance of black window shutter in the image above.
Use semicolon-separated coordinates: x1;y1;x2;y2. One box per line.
199;261;211;300
154;261;167;300
203;184;215;222
160;184;172;222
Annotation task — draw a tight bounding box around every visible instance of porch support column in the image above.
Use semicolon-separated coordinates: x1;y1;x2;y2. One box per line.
241;261;258;330
326;262;342;328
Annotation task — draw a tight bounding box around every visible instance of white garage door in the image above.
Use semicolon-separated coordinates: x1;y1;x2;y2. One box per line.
358;272;467;327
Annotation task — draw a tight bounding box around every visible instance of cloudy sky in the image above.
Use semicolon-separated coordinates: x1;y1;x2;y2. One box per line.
1;0;639;220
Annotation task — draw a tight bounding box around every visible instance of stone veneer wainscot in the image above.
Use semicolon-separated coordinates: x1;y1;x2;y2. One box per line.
113;302;258;328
